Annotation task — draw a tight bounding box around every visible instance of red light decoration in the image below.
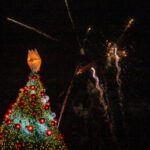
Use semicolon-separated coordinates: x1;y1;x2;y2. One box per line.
20;99;25;104
20;104;24;108
59;135;64;140
51;121;55;126
32;111;37;116
32;75;37;80
16;143;22;149
66;147;69;150
6;120;12;125
39;118;45;124
38;75;41;79
46;130;52;136
8;109;12;114
41;82;44;86
54;119;58;125
30;101;36;106
30;85;35;90
27;75;30;80
24;86;28;90
0;133;3;139
27;125;33;131
44;105;49;110
31;94;36;99
16;96;19;100
4;114;9;119
47;101;50;106
15;124;21;129
10;103;15;108
41;92;45;97
24;90;28;95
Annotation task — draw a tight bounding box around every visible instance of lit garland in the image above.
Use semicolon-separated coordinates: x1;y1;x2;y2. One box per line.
0;72;66;149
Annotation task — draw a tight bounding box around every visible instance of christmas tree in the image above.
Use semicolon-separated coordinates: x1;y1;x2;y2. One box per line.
0;49;66;149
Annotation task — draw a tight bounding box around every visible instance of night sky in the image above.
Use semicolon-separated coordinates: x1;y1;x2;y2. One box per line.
0;0;150;149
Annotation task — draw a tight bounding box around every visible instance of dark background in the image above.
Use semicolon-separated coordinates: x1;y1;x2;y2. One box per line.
0;0;150;150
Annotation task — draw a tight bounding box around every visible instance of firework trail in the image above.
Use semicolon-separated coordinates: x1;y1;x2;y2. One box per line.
64;0;81;47
58;80;73;128
7;17;58;41
76;65;110;116
91;67;100;90
124;18;134;33
64;0;75;32
114;46;125;110
91;67;121;149
80;27;93;55
106;43;124;106
91;67;109;120
114;47;122;87
106;42;127;88
58;65;80;128
118;18;134;43
106;19;132;94
86;26;93;34
76;63;92;75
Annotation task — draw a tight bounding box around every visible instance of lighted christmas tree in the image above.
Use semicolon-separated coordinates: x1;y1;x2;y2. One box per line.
0;49;66;149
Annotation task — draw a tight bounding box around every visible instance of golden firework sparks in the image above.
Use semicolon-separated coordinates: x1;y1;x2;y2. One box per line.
124;18;134;32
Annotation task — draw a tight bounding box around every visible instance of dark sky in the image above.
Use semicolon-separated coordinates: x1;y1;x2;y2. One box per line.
0;1;150;149
0;0;149;118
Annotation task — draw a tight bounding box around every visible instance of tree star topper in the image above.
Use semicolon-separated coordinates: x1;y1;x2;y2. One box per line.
27;49;42;72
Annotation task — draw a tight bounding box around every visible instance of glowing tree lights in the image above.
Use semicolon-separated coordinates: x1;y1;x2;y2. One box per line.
0;50;66;150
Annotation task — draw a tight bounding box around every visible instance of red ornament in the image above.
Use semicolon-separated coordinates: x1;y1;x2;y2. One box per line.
6;120;12;125
0;133;3;139
4;114;9;119
24;86;28;90
41;82;44;86
46;130;52;136
15;124;21;129
32;111;37;116
8;109;12;114
27;125;33;131
47;101;50;106
27;75;30;79
24;90;28;95
20;99;25;104
59;135;64;140
39;118;45;124
40;92;45;97
44;105;49;110
10;103;15;108
32;75;37;80
31;94;36;99
51;121;55;126
54;119;58;125
20;104;24;108
30;101;36;106
17;143;22;149
30;85;35;90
